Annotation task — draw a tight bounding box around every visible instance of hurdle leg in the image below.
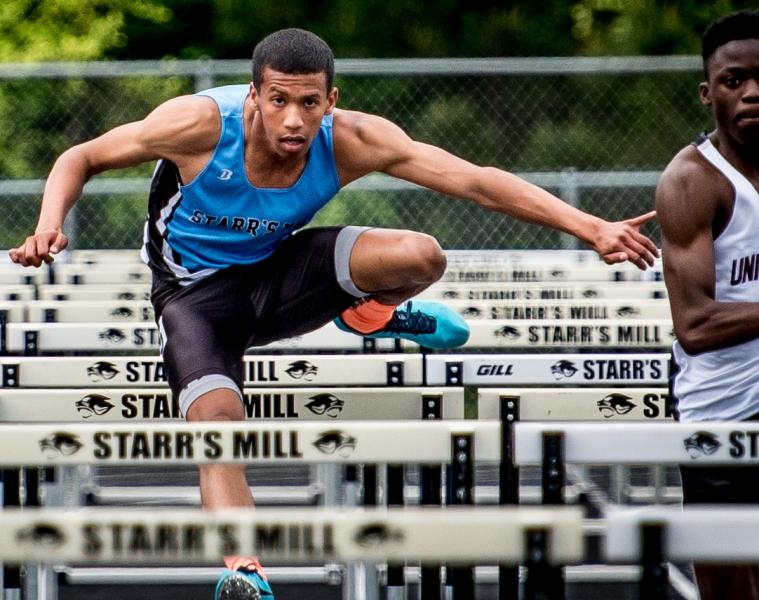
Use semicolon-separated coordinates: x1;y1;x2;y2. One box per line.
446;433;475;600
2;469;21;600
386;464;406;600
639;523;668;600
420;464;442;600
499;395;520;599
343;465;362;600
540;433;566;600
362;465;380;600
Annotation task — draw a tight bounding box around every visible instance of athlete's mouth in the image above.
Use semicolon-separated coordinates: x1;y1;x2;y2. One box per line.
736;109;759;123
280;136;306;151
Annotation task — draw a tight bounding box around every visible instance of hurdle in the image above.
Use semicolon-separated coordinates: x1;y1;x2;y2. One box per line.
426;352;669;386
606;505;759;600
410;319;674;350
0;420;504;600
0;285;35;302
0;354;424;387
50;263;150;285
439;264;662;283
25;301;155;323
418;281;667;301
0;387;465;422
444;298;671;321
37;284;152;302
4;321;399;354
0;505;584;600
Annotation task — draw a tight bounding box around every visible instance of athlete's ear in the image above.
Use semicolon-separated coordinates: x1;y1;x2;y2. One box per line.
249;82;259;111
698;81;711;107
325;87;338;115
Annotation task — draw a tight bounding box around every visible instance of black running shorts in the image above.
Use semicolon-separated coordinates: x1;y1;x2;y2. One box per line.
151;227;361;410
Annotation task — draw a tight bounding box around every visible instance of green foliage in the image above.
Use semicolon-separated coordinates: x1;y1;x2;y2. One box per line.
0;0;170;61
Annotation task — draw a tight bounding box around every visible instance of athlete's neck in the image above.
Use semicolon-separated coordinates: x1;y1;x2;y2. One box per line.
711;130;759;186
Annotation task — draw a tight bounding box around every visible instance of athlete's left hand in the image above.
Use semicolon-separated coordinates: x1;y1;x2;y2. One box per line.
593;210;659;270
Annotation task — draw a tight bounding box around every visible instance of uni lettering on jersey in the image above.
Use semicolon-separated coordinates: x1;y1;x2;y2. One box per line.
730;253;759;286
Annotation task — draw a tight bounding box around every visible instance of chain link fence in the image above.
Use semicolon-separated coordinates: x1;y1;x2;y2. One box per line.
0;57;709;251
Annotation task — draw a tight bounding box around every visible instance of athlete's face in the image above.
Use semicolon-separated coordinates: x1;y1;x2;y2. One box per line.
250;68;337;158
700;38;759;148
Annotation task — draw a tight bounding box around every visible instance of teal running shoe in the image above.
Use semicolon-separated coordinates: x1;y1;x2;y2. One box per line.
335;300;470;349
214;568;274;600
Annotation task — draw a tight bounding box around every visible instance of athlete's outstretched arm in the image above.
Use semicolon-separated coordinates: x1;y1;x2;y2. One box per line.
658;148;759;354
9;95;219;267
334;110;658;270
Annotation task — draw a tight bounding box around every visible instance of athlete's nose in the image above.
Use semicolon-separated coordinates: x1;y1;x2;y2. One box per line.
283;105;304;130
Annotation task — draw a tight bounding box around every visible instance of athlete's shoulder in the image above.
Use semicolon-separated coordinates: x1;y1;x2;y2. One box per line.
141;94;221;155
332;108;394;143
332;107;411;170
657;142;728;202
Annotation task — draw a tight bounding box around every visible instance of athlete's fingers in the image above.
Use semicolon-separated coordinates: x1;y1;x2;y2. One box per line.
628;228;660;260
36;235;51;264
626;210;657;227
23;236;41;267
601;251;628;265
621;236;656;268
51;231;68;255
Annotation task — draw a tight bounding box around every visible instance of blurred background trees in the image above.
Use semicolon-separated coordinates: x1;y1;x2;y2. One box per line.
0;0;755;249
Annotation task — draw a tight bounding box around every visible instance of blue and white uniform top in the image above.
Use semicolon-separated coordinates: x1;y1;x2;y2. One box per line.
141;84;341;283
672;135;759;422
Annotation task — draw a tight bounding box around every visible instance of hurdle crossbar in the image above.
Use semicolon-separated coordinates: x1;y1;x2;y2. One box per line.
447;319;673;350
0;506;583;564
606;506;759;563
0;387;464;422
479;388;672;421
0;421;501;465
0;354;422;387
514;422;759;464
427;353;669;385
5;322;397;353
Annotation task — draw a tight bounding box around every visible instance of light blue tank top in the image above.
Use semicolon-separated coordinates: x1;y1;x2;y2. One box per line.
156;84;340;275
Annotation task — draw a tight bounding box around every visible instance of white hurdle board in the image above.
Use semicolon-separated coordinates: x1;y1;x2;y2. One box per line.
418;282;667;301
26;301;154;322
37;284;152;301
416;319;674;350
514;422;759;465
52;263;151;285
478;388;672;421
606;506;759;563
426;353;669;385
5;322;397;352
445;300;671;320
0;302;26;323
1;354;423;387
440;264;663;283
0;266;46;285
0;387;464;422
0;506;583;564
0;285;35;301
62;249;144;264
0;421;501;465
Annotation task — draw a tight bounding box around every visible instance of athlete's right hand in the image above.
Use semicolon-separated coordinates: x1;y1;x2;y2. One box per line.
9;229;69;267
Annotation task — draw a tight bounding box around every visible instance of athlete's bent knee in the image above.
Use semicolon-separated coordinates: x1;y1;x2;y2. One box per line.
400;232;446;284
186;387;244;422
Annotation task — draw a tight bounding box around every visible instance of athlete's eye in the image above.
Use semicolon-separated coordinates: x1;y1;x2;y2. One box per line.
725;76;743;89
272;97;285;106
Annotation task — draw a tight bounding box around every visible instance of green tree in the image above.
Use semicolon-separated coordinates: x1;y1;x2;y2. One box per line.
0;0;170;61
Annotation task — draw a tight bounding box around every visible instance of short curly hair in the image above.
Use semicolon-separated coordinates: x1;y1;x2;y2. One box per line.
702;10;759;78
252;28;334;91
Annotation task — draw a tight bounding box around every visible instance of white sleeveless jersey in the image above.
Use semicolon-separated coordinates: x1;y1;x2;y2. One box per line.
673;137;759;422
